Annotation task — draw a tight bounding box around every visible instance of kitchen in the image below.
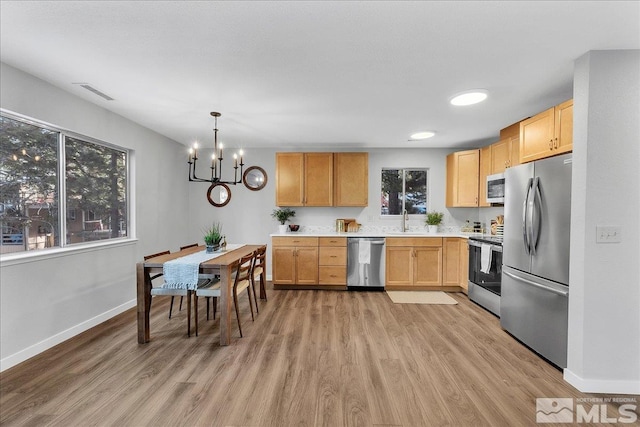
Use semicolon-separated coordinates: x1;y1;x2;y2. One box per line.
0;1;638;423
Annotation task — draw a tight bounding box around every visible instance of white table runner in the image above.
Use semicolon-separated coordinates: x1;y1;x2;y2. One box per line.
162;244;244;290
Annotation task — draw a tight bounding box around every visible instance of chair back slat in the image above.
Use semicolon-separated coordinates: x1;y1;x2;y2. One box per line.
180;243;198;251
144;250;170;261
234;252;255;287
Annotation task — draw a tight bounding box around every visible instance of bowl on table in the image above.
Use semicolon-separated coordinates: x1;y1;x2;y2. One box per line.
288;224;300;232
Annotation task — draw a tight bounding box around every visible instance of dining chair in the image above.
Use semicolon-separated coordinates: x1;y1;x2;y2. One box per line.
251;245;267;308
194;250;257;338
145;250;199;337
168;243;199;319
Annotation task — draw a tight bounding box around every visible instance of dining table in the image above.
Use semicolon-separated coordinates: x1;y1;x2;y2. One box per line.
136;243;266;346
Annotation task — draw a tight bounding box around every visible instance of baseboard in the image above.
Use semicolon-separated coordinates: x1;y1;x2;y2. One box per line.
564;369;640;395
0;299;136;373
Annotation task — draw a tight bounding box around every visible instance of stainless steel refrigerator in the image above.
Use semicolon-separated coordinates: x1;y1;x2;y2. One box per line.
501;153;572;368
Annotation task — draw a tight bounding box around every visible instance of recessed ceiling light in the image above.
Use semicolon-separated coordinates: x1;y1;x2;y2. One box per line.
410;131;436;140
450;90;488;106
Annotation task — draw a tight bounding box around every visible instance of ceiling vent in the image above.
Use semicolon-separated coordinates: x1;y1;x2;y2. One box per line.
73;83;114;101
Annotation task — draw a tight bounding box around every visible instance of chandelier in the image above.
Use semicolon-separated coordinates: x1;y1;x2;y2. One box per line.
187;112;244;185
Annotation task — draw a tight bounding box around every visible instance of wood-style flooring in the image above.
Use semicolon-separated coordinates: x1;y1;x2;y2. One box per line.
1;286;637;426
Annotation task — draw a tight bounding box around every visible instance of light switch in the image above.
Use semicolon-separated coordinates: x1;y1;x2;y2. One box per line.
596;225;622;243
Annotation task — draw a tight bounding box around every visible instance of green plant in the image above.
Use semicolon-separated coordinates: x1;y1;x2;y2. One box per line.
425;211;444;226
203;222;223;246
271;207;296;225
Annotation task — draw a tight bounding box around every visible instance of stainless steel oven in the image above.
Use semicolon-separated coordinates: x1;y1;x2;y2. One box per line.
468;236;502;317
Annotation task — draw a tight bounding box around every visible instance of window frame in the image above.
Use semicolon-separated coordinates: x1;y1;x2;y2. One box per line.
0;109;132;260
380;167;430;217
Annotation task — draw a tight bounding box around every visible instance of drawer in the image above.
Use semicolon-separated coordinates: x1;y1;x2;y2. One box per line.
271;236;318;247
319;246;346;265
319;266;347;285
385;237;443;247
319;237;347;247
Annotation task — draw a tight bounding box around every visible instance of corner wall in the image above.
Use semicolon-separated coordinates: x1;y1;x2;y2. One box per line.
566;50;640;394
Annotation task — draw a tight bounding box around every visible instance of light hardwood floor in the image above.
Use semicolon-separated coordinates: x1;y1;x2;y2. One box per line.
1;286;637;426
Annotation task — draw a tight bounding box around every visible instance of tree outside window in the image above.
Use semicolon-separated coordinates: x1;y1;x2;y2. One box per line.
381;168;428;216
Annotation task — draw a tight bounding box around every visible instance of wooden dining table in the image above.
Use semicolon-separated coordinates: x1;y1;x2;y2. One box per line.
136;244;265;346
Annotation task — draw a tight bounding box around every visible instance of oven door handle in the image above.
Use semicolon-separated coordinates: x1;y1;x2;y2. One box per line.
503;270;568;297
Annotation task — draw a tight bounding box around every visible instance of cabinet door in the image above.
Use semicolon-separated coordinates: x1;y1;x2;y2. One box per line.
414;246;442;286
386;246;413;286
491;138;510;174
459;239;469;293
446;149;480;207
319;266;347;285
520;107;555;163
276;153;304;206
272;246;296;285
334;152;368;206
554;99;573;154
304;153;333;206
479;146;492;207
442;238;460;286
509;136;520;168
295;246;319;285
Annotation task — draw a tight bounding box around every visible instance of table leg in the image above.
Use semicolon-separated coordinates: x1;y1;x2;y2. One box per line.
136;263;151;343
219;263;233;346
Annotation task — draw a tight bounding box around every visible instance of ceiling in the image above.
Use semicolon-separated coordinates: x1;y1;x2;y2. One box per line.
1;1;639;152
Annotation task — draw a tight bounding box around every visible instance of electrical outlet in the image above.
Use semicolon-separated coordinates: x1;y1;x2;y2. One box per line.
596;225;622;243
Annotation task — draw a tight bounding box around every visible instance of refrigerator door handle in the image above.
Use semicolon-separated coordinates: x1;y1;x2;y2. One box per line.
530;177;542;255
503;270;569;297
522;178;533;254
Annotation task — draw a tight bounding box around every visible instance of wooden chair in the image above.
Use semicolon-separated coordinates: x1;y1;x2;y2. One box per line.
251;245;267;308
194;251;257;337
144;250;195;337
168;243;199;318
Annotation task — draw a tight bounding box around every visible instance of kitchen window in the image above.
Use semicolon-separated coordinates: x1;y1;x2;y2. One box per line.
380;168;428;216
0;112;129;255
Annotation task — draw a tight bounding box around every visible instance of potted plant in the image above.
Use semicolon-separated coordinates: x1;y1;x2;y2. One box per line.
272;207;296;233
425;211;444;233
203;222;223;253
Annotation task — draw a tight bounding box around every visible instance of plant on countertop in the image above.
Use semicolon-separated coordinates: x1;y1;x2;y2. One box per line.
271;207;296;225
203;222;223;246
425;211;444;226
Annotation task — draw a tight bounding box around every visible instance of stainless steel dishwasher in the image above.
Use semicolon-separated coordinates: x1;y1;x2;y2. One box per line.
347;237;385;291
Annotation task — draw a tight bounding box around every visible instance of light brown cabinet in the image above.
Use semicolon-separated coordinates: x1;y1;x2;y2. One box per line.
442;238;462;286
272;236;318;286
446;149;480;207
520;99;573;163
318;237;347;285
275;152;368;207
386;237;443;288
334;152;368;207
275;152;333;206
459;239;469;294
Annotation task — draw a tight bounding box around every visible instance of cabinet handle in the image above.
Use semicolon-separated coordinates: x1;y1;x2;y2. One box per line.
330;255;337;258
549;139;553;150
554;137;558;149
330;275;337;277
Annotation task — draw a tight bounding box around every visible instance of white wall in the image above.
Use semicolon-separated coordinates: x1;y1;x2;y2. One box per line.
566;50;640;394
186;147;479;279
0;63;190;370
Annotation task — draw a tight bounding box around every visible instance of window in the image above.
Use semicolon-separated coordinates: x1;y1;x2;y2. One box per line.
0;112;129;255
381;168;428;216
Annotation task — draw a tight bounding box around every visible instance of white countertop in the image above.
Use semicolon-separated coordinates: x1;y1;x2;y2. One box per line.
270;231;485;239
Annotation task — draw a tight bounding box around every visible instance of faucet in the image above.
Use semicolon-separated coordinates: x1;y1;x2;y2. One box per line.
402;209;409;232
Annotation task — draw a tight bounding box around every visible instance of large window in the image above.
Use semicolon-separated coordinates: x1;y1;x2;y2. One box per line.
0;113;129;255
381;168;428;216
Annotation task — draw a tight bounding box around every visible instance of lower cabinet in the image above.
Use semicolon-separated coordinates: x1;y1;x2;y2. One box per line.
318;237;347;285
386;238;443;288
272;237;318;286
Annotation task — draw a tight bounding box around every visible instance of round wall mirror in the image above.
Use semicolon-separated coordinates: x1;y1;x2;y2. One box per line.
206;183;231;207
243;166;268;191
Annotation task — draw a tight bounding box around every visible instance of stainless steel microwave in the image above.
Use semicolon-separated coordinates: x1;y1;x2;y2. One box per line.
486;173;505;204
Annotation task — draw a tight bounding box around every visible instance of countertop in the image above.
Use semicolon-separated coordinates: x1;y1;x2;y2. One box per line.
270;231;485;239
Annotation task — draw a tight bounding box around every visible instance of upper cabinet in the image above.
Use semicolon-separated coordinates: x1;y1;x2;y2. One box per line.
490;121;521;175
334;152;368;207
520;99;573;163
446;149;480;207
275;152;368;207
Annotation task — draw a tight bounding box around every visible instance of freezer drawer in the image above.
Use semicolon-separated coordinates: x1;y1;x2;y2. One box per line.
500;266;569;368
